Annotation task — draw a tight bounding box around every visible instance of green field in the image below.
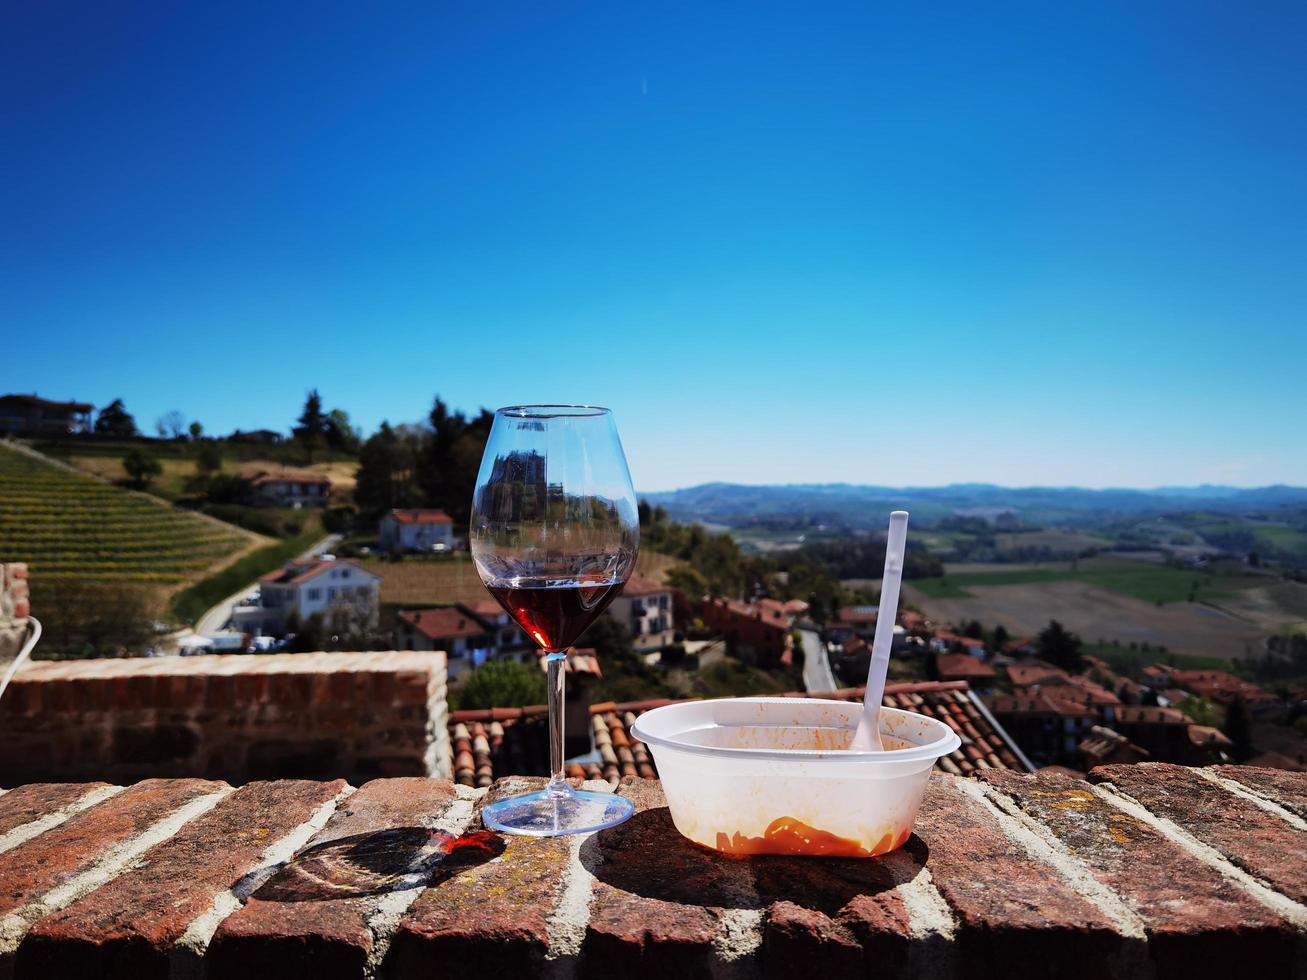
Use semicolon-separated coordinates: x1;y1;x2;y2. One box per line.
0;444;255;587
911;557;1259;606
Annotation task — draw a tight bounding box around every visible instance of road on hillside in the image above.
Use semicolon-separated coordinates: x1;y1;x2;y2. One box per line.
191;533;342;638
800;625;839;694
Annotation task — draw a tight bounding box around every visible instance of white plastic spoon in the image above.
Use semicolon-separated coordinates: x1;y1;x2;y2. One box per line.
850;511;909;751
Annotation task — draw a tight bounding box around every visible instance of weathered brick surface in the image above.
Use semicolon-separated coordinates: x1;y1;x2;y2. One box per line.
0;767;1300;979
980;768;1297;979
914;775;1127;980
0;783;111;839
1214;764;1307;821
387;777;565;978
208;777;459;980
581;777;742;979
0;778;225;920
0;652;448;786
1092;763;1307;903
15;779;346;980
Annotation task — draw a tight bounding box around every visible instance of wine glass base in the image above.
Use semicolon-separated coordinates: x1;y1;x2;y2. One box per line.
480;786;635;837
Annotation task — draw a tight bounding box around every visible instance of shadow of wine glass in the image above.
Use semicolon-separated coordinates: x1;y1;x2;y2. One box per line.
579;807;929;916
249;826;507;903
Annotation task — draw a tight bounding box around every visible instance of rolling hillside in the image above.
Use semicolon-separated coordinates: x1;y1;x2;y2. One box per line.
0;443;259;588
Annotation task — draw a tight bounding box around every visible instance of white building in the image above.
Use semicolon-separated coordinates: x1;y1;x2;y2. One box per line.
249;471;331;508
607;576;676;651
231;558;381;637
378;509;458;553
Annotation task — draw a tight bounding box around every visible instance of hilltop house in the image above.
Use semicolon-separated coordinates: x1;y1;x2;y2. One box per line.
231;558;380;637
397;608;494;676
702;596;794;668
248;470;331;508
378;509;458;553
0;394;93;437
395;600;531;676
606;576;676;650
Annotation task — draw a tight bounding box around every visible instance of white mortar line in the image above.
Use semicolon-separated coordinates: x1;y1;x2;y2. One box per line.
540;778;614;978
959;779;1148;940
1092;780;1307;928
360;784;486;979
710;909;764;980
169;783;357;980
0;785;124;857
0;786;234;956
1194;768;1307;832
881;850;956;942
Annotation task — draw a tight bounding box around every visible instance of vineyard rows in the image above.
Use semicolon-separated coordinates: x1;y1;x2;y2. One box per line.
0;445;252;587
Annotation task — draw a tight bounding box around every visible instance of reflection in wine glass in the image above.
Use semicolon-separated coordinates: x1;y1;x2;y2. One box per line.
470;405;639;836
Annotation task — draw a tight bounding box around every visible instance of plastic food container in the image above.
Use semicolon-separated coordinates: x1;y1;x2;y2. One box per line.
630;697;961;857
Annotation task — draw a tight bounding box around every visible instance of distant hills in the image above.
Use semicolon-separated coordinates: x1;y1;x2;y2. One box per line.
641;482;1307;530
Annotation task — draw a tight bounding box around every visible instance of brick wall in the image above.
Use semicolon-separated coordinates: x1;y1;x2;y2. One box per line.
0;652;450;785
0;763;1300;978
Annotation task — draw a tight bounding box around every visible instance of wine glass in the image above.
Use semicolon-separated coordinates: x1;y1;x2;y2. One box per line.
470;405;639;835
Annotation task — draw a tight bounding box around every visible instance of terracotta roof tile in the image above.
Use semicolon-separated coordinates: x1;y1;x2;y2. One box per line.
389;509;453;524
447;679;1032;789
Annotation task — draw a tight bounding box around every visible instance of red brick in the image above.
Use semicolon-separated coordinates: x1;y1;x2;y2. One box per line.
208;778;459;980
395;671;430;706
914;774;1126;980
0;783;111;837
204;674;232;709
1092;763;1307;903
17;779;347;980
329;670;356;705
388;778;566;978
1214;765;1307;822
0;779;226;919
755;849;912;978
582;777;741;979
980;769;1296;978
764;901;862;979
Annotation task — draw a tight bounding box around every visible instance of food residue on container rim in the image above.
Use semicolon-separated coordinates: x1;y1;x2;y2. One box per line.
713;816;911;857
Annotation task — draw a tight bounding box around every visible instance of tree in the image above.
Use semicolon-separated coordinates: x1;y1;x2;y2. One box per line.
992;624;1010;652
354;422;420;520
416;397;494;525
155;410;185;440
457;660;547;710
1223;696;1254;762
189;420;204;441
638;500;652;527
1036;619;1084;671
293;390;327;461
194;441;223;479
122;448;162;487
962;619;984;639
95;399;138;438
324;408;361;453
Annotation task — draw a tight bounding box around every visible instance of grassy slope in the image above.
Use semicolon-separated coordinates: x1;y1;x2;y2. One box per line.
168;530;320;623
0;443;256;588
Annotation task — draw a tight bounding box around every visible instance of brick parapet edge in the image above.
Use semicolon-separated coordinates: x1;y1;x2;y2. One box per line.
0;763;1300;979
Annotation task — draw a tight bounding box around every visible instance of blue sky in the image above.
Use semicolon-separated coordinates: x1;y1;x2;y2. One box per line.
3;2;1304;491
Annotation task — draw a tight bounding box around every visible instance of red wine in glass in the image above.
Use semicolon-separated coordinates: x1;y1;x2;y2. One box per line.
470;405;640;837
486;581;624;652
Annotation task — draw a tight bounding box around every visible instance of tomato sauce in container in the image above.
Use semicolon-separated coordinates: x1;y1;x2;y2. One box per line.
630;697;961;857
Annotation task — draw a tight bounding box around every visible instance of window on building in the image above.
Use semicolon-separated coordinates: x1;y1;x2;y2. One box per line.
328;587;337;600
307;588;322;601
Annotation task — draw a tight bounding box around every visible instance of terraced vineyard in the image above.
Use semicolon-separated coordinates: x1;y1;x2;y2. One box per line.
0;444;258;587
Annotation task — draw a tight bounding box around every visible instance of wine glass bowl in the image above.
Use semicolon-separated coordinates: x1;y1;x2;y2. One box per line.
470;405;639;836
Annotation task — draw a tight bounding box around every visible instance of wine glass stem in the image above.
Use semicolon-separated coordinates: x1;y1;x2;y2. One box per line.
545;651;568;793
